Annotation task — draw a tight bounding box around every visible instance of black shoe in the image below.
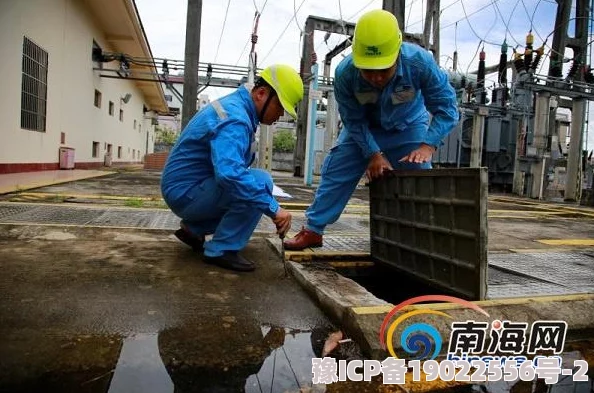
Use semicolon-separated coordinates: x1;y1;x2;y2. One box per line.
204;251;255;272
174;228;205;252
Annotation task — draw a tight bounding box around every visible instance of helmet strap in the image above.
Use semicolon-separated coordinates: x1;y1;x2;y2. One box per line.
259;88;277;121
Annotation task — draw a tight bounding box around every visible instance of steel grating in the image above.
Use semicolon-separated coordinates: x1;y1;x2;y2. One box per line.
489;252;594;293
0;203;178;229
486;265;574;299
0;204;38;220
486;282;576;299
148;212;183;230
4;205;104;225
488;266;534;285
315;235;370;252
88;210;154;228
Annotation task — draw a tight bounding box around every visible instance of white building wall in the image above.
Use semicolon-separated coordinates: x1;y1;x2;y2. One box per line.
0;0;156;169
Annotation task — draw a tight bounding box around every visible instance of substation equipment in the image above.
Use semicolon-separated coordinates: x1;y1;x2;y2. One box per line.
295;0;594;202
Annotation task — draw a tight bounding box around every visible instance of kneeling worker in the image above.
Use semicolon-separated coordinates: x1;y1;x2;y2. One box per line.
161;64;304;272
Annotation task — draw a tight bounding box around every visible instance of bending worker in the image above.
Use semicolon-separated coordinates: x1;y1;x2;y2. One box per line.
161;65;304;272
284;9;459;251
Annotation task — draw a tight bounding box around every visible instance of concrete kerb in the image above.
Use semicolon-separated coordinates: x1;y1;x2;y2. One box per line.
348;294;594;360
266;238;594;360
0;170;115;195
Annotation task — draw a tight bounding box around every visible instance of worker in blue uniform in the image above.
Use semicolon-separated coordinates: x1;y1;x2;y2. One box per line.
162;64;304;272
284;9;459;250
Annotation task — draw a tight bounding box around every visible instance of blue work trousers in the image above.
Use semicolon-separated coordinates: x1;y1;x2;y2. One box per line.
168;169;273;257
306;125;431;234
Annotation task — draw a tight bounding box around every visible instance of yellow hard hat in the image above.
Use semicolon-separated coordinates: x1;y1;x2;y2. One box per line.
259;64;304;119
352;9;403;70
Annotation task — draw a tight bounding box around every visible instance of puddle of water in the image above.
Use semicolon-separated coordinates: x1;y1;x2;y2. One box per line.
443;351;592;393
244;324;361;393
4;328;589;393
108;333;173;393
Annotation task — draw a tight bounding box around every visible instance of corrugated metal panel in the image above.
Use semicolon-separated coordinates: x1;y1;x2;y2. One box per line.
369;168;488;300
434;126;460;165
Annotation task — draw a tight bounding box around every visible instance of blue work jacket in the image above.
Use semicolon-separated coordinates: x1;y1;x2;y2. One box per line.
334;42;459;158
161;86;279;218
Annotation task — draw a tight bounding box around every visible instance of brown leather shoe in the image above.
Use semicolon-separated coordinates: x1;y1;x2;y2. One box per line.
283;227;323;250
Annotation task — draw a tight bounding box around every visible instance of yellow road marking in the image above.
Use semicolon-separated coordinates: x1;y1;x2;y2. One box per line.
351;293;594;315
537;239;594;246
327;261;375;268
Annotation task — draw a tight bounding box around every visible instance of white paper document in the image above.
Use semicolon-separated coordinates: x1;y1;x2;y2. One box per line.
272;185;292;198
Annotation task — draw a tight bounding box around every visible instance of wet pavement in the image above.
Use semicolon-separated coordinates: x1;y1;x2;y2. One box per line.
0;225;337;392
0;169;593;392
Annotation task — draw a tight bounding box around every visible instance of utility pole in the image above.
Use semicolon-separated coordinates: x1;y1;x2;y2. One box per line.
181;0;202;130
470;48;487;168
422;0;440;63
382;0;405;30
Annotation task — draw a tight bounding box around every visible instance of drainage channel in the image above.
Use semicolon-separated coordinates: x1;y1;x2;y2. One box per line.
281;245;594;392
284;236;594;301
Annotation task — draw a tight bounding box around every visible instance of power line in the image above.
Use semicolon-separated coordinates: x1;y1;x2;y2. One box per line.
253;0;269;14
347;0;378;20
491;0;522;47
405;0;418;29
337;0;351;44
213;0;232;63
465;40;483;75
505;0;522;33
407;0;461;28
484;1;501;44
260;0;308;65
519;0;546;43
235;0;270;67
441;0;500;31
458;0;500;46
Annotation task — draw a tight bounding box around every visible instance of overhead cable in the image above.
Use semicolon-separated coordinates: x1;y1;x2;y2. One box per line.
346;0;378;20
441;0;500;31
405;0;416;29
407;0;461;28
491;0;522;47
213;0;232;63
458;0;500;46
259;0;308;65
235;0;269;66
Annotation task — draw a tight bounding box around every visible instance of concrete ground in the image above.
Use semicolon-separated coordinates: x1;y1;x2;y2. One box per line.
0;168;593;392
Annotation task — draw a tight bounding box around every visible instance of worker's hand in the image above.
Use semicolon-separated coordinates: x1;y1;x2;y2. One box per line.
399;143;436;163
272;207;292;238
366;152;393;181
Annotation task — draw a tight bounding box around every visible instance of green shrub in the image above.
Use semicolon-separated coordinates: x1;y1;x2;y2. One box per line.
273;129;296;153
155;125;178;145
